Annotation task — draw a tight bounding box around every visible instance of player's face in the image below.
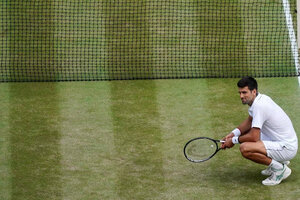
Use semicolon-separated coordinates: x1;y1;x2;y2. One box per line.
238;86;257;106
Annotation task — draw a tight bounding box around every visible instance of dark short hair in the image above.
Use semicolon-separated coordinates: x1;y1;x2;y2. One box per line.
237;76;258;91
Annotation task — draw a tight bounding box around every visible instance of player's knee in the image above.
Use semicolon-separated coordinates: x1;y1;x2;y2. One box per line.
239;143;250;158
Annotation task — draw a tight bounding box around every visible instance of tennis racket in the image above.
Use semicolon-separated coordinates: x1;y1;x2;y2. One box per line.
183;137;225;163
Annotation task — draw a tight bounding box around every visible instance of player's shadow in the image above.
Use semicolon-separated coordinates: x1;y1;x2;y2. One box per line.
204;159;264;186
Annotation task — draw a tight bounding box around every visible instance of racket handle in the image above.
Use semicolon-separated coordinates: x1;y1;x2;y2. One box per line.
220;140;225;143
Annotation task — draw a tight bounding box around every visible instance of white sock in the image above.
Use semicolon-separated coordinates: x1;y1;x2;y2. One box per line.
270;159;283;170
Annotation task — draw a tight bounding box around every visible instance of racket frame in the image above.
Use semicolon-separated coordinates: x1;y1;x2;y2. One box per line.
183;137;224;163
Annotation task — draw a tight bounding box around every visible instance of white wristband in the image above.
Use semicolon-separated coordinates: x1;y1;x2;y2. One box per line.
232;128;241;137
232;136;240;144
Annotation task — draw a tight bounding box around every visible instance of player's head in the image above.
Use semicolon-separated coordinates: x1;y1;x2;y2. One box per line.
237;76;258;91
237;76;258;105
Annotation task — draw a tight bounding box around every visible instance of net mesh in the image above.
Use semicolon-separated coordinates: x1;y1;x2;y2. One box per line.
0;0;299;82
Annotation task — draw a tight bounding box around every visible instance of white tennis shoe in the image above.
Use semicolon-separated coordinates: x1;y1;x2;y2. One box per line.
262;164;291;186
261;161;290;176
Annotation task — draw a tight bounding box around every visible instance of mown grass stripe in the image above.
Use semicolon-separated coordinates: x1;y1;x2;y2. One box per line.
110;80;164;199
9;83;62;200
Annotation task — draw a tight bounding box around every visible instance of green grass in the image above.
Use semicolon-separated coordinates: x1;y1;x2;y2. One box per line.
0;77;299;200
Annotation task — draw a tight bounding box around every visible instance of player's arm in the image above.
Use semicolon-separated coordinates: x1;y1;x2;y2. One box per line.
223;126;260;148
222;115;253;149
224;115;252;140
235;115;260;143
237;127;260;143
237;115;252;135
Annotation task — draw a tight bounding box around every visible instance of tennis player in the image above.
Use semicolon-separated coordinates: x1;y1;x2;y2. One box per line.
222;76;298;186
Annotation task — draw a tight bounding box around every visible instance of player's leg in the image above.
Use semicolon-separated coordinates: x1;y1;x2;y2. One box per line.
240;141;295;185
261;140;291;176
239;141;271;165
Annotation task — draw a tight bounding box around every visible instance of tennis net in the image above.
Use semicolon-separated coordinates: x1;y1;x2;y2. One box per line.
0;0;299;82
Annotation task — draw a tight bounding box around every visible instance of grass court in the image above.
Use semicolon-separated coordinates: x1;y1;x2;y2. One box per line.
0;0;299;199
0;77;300;199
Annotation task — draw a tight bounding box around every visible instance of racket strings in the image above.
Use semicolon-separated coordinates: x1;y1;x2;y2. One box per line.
185;139;217;162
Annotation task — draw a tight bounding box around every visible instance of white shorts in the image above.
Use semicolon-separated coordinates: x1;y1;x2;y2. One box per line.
262;141;297;162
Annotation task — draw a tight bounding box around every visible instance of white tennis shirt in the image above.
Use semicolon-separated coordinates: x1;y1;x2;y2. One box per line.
248;93;298;149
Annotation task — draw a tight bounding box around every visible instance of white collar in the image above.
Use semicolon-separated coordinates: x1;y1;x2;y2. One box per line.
250;93;262;107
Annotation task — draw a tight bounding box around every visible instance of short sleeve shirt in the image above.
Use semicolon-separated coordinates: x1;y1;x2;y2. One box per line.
248;93;298;149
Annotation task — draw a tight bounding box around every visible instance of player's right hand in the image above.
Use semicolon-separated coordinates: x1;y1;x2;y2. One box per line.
221;132;234;149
